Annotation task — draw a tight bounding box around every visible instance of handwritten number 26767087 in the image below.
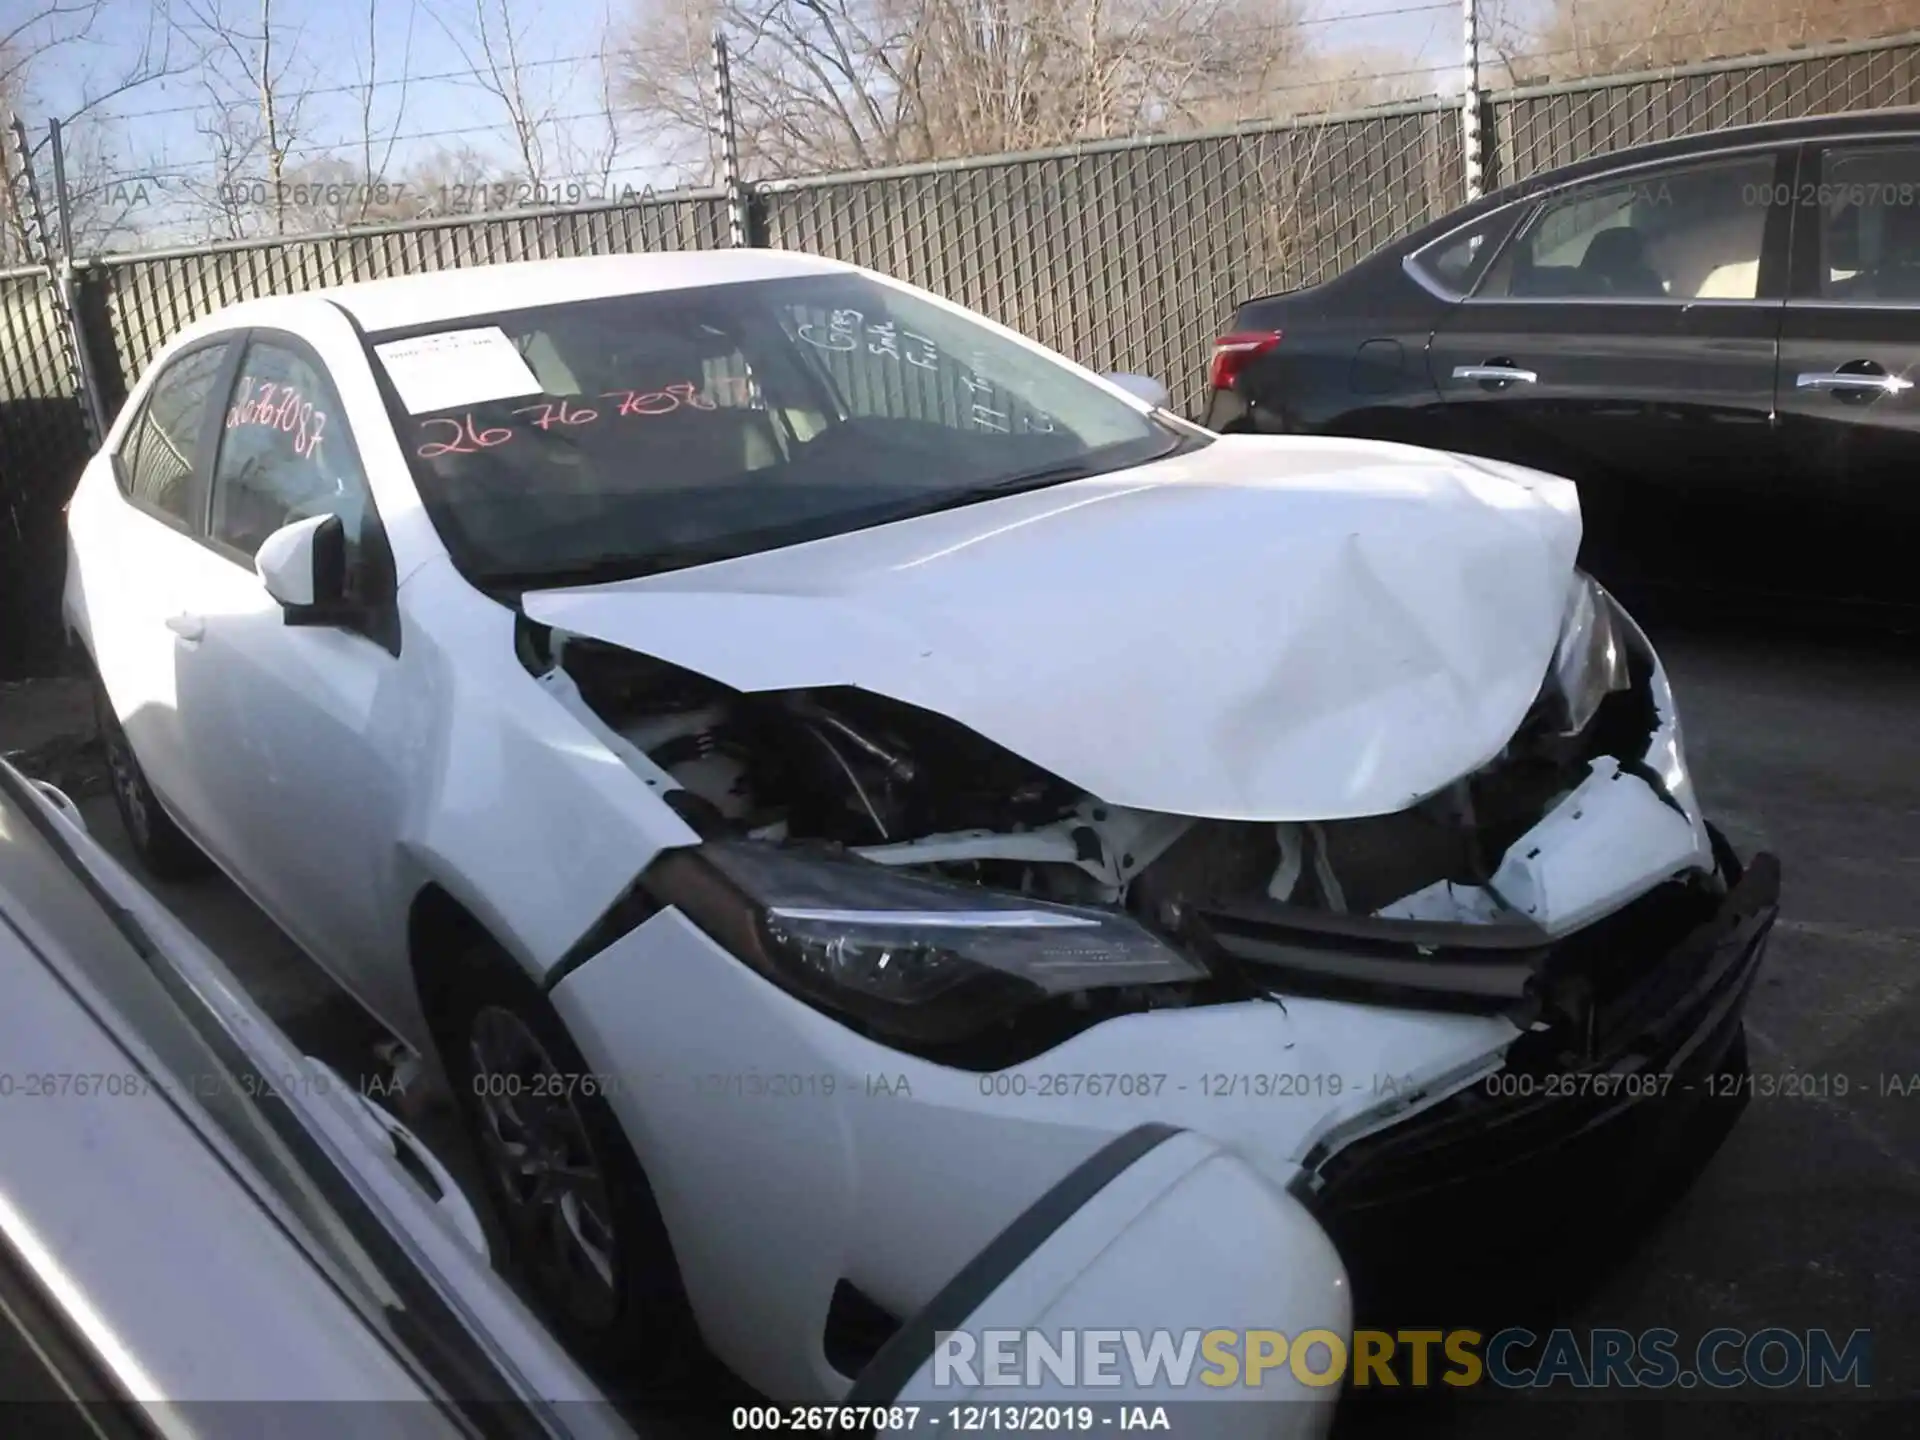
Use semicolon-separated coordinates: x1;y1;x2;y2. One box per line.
416;383;715;458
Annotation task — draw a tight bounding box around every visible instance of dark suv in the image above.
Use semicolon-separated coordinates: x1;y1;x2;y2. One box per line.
1203;110;1920;626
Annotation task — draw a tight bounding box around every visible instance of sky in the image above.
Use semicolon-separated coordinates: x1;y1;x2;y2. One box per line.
10;0;1504;233
24;0;672;195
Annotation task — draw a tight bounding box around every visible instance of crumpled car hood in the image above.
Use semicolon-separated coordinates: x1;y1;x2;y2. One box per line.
522;434;1582;821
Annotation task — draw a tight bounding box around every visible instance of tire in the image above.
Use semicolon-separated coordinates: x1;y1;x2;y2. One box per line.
430;938;707;1394
93;679;212;881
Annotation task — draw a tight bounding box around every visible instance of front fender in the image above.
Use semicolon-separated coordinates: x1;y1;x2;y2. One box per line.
392;561;700;990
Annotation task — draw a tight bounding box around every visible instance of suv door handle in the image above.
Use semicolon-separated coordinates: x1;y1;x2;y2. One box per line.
1796;370;1912;396
1453;364;1538;386
165;613;206;643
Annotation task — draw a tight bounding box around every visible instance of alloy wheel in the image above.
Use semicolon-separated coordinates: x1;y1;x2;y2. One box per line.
467;1005;621;1330
100;713;153;849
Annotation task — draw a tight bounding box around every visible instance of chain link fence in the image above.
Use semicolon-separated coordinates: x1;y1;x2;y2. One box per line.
96;191;731;389
760;100;1462;418
1;266;93;678
5;32;1920;676
1491;31;1920;183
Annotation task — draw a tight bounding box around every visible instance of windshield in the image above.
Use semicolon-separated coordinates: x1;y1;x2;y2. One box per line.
368;271;1191;588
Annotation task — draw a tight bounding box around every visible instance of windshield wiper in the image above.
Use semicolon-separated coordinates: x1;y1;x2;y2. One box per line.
929;425;1205;507
879;453;1161;522
924;460;1119;506
482;544;751;593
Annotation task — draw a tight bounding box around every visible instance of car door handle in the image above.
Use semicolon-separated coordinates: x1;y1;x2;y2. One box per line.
165;613;206;643
1796;371;1913;395
1453;365;1538;385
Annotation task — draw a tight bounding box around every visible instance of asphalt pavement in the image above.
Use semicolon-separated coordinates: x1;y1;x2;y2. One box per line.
1336;622;1920;1438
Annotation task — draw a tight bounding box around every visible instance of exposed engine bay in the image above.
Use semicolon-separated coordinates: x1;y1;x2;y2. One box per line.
521;571;1724;1060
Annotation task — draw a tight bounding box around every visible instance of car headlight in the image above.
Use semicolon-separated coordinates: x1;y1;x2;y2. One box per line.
645;840;1205;1045
1543;571;1632;736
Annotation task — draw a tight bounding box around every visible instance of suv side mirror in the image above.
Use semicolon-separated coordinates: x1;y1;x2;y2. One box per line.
1103;372;1172;410
256;513;348;618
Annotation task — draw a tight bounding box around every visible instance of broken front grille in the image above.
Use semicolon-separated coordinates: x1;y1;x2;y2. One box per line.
1191;822;1754;1027
1297;846;1780;1220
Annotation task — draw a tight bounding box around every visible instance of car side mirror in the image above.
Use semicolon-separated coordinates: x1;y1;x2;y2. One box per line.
1103;372;1172;410
255;513;348;618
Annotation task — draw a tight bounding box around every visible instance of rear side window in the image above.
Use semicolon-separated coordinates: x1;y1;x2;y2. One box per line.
1480;155;1775;301
1408;207;1520;298
1816;145;1920;300
117;344;228;526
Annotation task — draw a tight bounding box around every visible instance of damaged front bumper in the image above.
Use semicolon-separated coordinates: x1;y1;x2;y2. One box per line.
1286;828;1780;1303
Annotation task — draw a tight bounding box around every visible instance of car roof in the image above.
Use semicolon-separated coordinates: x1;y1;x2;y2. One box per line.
1230;106;1920;313
1364;105;1920;267
184;248;863;338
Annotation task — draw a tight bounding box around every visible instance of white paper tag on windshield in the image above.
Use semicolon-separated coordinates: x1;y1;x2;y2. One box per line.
374;327;542;414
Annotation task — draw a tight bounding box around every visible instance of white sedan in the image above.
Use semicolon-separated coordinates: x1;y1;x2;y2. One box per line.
64;250;1778;1404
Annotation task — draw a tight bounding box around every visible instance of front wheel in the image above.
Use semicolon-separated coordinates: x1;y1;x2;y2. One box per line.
94;679;211;881
431;940;705;1393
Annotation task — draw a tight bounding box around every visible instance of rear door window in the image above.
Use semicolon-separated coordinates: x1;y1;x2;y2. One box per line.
1407;206;1524;298
116;343;229;528
1814;144;1920;300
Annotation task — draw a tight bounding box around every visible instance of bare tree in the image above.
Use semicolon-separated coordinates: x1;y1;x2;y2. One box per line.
620;0;1321;180
430;0;554;186
3;1;184;260
172;0;318;235
346;0;418;225
2;44;30;263
170;104;256;240
268;146;537;231
1490;0;1920;83
1187;43;1438;127
402;143;534;212
428;0;630;197
617;0;725;182
583;4;628;196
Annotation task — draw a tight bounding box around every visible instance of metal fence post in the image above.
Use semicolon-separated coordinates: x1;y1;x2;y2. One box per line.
8;117;106;447
1462;0;1485;201
44;119;107;445
47;117;75;261
6;115;52;268
712;30;750;247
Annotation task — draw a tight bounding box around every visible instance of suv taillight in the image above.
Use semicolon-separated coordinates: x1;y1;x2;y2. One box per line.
1209;331;1282;392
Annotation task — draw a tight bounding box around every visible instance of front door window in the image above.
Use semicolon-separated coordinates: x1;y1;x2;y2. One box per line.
1480;156;1775;301
211;339;375;581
